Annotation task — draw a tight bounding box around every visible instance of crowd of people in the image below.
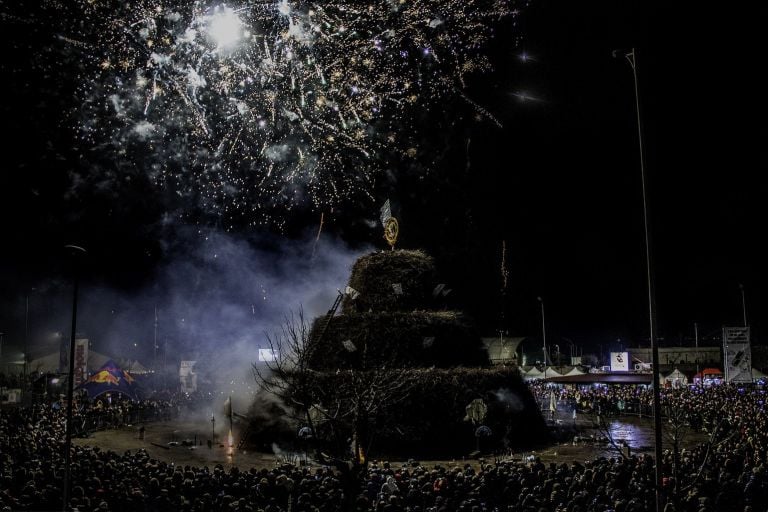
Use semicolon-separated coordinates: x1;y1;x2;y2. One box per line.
2;382;768;511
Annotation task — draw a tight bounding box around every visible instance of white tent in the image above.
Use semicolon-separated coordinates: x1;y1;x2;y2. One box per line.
118;359;151;375
524;367;544;380
544;367;563;378
663;368;688;388
564;366;586;376
28;350;111;374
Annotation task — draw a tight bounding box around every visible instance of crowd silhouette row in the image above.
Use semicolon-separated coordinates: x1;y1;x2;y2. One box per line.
2;380;768;511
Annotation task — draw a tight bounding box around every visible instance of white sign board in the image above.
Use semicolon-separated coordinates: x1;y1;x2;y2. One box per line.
258;349;278;362
179;360;197;393
610;352;629;372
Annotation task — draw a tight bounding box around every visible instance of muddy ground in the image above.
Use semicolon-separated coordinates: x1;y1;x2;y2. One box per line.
73;410;711;470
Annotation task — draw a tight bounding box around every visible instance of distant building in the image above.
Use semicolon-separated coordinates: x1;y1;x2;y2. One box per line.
629;346;720;368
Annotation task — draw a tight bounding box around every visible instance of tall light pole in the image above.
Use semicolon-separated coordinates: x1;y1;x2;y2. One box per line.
739;284;748;327
616;47;663;512
62;244;87;511
24;287;37;401
694;322;699;385
537;297;547;378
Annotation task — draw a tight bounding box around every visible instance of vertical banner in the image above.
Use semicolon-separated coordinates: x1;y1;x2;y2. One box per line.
723;327;752;383
73;338;89;386
179;360;197;393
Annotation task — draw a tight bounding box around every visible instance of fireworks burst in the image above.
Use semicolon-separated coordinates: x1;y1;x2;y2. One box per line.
46;0;521;226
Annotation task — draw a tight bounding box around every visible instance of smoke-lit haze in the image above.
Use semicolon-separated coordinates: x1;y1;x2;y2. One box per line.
19;230;365;409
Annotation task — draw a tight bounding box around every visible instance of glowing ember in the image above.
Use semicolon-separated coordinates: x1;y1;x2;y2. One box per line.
207;5;243;50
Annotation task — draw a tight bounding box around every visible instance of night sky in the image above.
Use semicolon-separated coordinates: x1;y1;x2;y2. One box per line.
0;1;764;363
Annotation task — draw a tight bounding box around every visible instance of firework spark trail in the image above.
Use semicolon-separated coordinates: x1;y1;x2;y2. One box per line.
42;0;522;226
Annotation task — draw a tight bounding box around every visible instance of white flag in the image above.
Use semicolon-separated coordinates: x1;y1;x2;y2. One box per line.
380;199;392;226
345;286;360;300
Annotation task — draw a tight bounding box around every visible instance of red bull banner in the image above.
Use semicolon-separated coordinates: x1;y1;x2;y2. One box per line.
77;360;140;400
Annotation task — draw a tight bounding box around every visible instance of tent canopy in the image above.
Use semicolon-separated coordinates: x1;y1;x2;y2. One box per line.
117;359;151;375
544;367;563;377
77;360;141;400
663;368;689;386
693;368;723;380
28;350;111;374
524;367;544;380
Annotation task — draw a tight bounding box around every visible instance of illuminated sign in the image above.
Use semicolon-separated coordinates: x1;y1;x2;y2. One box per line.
610;351;629;372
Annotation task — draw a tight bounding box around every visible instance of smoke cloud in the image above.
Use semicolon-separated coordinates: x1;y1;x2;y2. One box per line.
494;388;525;412
25;229;366;412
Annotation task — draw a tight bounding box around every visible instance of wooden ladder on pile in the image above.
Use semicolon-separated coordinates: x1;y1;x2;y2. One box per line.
314;291;344;344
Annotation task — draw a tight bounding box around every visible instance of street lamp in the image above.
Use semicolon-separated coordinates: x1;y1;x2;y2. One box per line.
62;244;87;511
537;297;547;378
615;47;663;512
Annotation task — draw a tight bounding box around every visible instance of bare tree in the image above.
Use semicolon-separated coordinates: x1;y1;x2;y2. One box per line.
252;309;324;439
252;309;415;465
337;366;415;466
662;397;692;497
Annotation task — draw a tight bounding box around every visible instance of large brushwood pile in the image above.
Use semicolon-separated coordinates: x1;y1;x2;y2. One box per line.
308;367;548;455
255;249;546;457
308;311;487;369
341;250;437;313
311;249;489;370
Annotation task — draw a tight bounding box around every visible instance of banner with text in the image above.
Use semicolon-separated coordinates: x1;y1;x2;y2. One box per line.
610;352;630;372
723;327;752;383
73;338;89;386
179;360;197;393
